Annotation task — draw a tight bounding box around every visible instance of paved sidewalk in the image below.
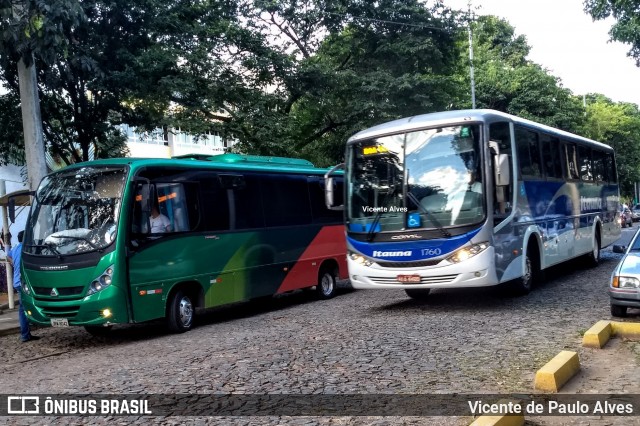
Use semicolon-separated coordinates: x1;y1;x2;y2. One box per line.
0;292;21;336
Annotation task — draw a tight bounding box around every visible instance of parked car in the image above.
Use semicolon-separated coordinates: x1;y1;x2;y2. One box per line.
620;206;633;228
632;204;640;222
610;230;640;317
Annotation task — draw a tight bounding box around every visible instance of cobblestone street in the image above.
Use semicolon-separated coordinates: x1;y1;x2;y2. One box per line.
2;229;640;425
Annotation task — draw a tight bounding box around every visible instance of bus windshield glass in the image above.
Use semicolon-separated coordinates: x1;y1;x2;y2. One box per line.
24;166;127;256
346;124;484;233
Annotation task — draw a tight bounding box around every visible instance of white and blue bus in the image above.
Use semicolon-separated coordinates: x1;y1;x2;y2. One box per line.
325;109;621;298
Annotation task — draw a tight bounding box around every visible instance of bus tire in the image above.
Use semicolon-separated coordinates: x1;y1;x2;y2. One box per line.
167;290;194;333
611;304;628;318
316;268;337;299
405;288;431;300
84;325;112;336
586;231;601;267
513;251;535;295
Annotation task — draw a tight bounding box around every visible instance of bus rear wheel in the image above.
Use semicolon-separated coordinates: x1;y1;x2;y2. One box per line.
405;288;431;300
316;268;337;299
586;232;601;267
167;290;194;333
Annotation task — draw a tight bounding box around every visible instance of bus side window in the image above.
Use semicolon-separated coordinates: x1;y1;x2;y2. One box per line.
489;121;513;217
562;143;580;180
233;175;265;229
515;126;541;178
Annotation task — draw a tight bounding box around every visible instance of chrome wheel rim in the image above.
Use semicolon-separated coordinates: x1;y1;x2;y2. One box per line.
179;297;193;327
320;273;334;296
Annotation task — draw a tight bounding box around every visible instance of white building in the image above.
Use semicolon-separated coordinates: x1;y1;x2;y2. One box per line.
0;164;29;249
120;125;236;158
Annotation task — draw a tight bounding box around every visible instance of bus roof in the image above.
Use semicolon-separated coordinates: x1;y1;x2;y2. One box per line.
348;109;613;151
52;153;335;176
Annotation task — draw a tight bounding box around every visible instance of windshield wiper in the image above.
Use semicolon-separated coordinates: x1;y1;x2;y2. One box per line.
406;192;451;238
25;243;63;257
49;235;102;252
365;185;399;242
366;210;383;242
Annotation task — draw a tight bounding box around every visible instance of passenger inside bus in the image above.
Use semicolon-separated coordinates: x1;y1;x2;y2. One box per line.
150;205;172;233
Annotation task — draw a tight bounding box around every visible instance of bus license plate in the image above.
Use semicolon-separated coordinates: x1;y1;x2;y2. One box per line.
397;275;421;283
50;318;69;327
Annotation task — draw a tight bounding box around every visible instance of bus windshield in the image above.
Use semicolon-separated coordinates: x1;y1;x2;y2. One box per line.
346;124;484;233
24;166;127;256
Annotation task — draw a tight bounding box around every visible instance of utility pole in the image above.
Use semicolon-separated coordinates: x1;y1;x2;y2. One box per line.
468;1;476;109
17;56;48;191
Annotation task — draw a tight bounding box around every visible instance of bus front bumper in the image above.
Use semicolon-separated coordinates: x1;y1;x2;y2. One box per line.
348;247;499;289
21;285;129;327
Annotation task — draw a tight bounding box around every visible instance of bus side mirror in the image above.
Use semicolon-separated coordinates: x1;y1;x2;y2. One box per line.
140;183;152;214
8;197;15;223
494;153;510;187
324;164;344;211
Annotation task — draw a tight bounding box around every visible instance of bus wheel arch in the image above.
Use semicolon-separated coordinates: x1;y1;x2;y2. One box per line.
166;281;203;333
316;259;339;299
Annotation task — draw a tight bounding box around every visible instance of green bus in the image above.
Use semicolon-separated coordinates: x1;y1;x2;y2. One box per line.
18;154;347;334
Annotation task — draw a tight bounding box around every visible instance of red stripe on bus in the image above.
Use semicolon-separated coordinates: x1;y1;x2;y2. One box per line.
276;225;347;293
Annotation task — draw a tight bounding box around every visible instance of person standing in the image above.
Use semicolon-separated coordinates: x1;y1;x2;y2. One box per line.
8;230;39;342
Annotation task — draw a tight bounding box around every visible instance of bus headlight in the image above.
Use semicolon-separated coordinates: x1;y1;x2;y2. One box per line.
447;242;489;264
86;265;115;296
349;252;374;267
21;283;32;296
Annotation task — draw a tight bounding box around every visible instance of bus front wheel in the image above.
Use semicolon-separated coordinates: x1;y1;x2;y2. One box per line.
513;253;534;295
167;290;194;333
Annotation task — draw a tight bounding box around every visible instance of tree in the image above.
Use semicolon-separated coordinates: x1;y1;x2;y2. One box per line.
581;95;640;196
456;15;584;133
231;0;463;165
0;0;244;165
584;0;640;64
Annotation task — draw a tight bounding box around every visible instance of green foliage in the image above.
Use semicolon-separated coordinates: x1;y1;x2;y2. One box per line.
584;0;640;64
0;93;25;165
456;15;584;133
581;95;640;196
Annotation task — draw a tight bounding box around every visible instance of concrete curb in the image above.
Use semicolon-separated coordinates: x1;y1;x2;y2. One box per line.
611;321;640;338
469;413;524;426
533;350;580;393
582;320;640;348
0;326;20;337
583;320;613;348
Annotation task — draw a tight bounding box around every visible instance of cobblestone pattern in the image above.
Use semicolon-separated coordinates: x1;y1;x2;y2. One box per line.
2;229;639;425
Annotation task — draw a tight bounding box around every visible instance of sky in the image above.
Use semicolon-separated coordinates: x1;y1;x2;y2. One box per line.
444;0;640;106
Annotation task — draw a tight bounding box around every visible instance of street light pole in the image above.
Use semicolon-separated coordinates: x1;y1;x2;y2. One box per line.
468;1;476;109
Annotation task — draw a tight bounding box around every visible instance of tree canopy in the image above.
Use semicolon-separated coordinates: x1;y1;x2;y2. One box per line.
0;0;639;196
584;0;640;64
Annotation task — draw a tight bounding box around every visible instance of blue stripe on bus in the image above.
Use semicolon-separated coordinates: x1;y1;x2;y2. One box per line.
348;228;482;262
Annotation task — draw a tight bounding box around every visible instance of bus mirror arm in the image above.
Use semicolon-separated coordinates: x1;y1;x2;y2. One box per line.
489;140;500;156
324;163;344;211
